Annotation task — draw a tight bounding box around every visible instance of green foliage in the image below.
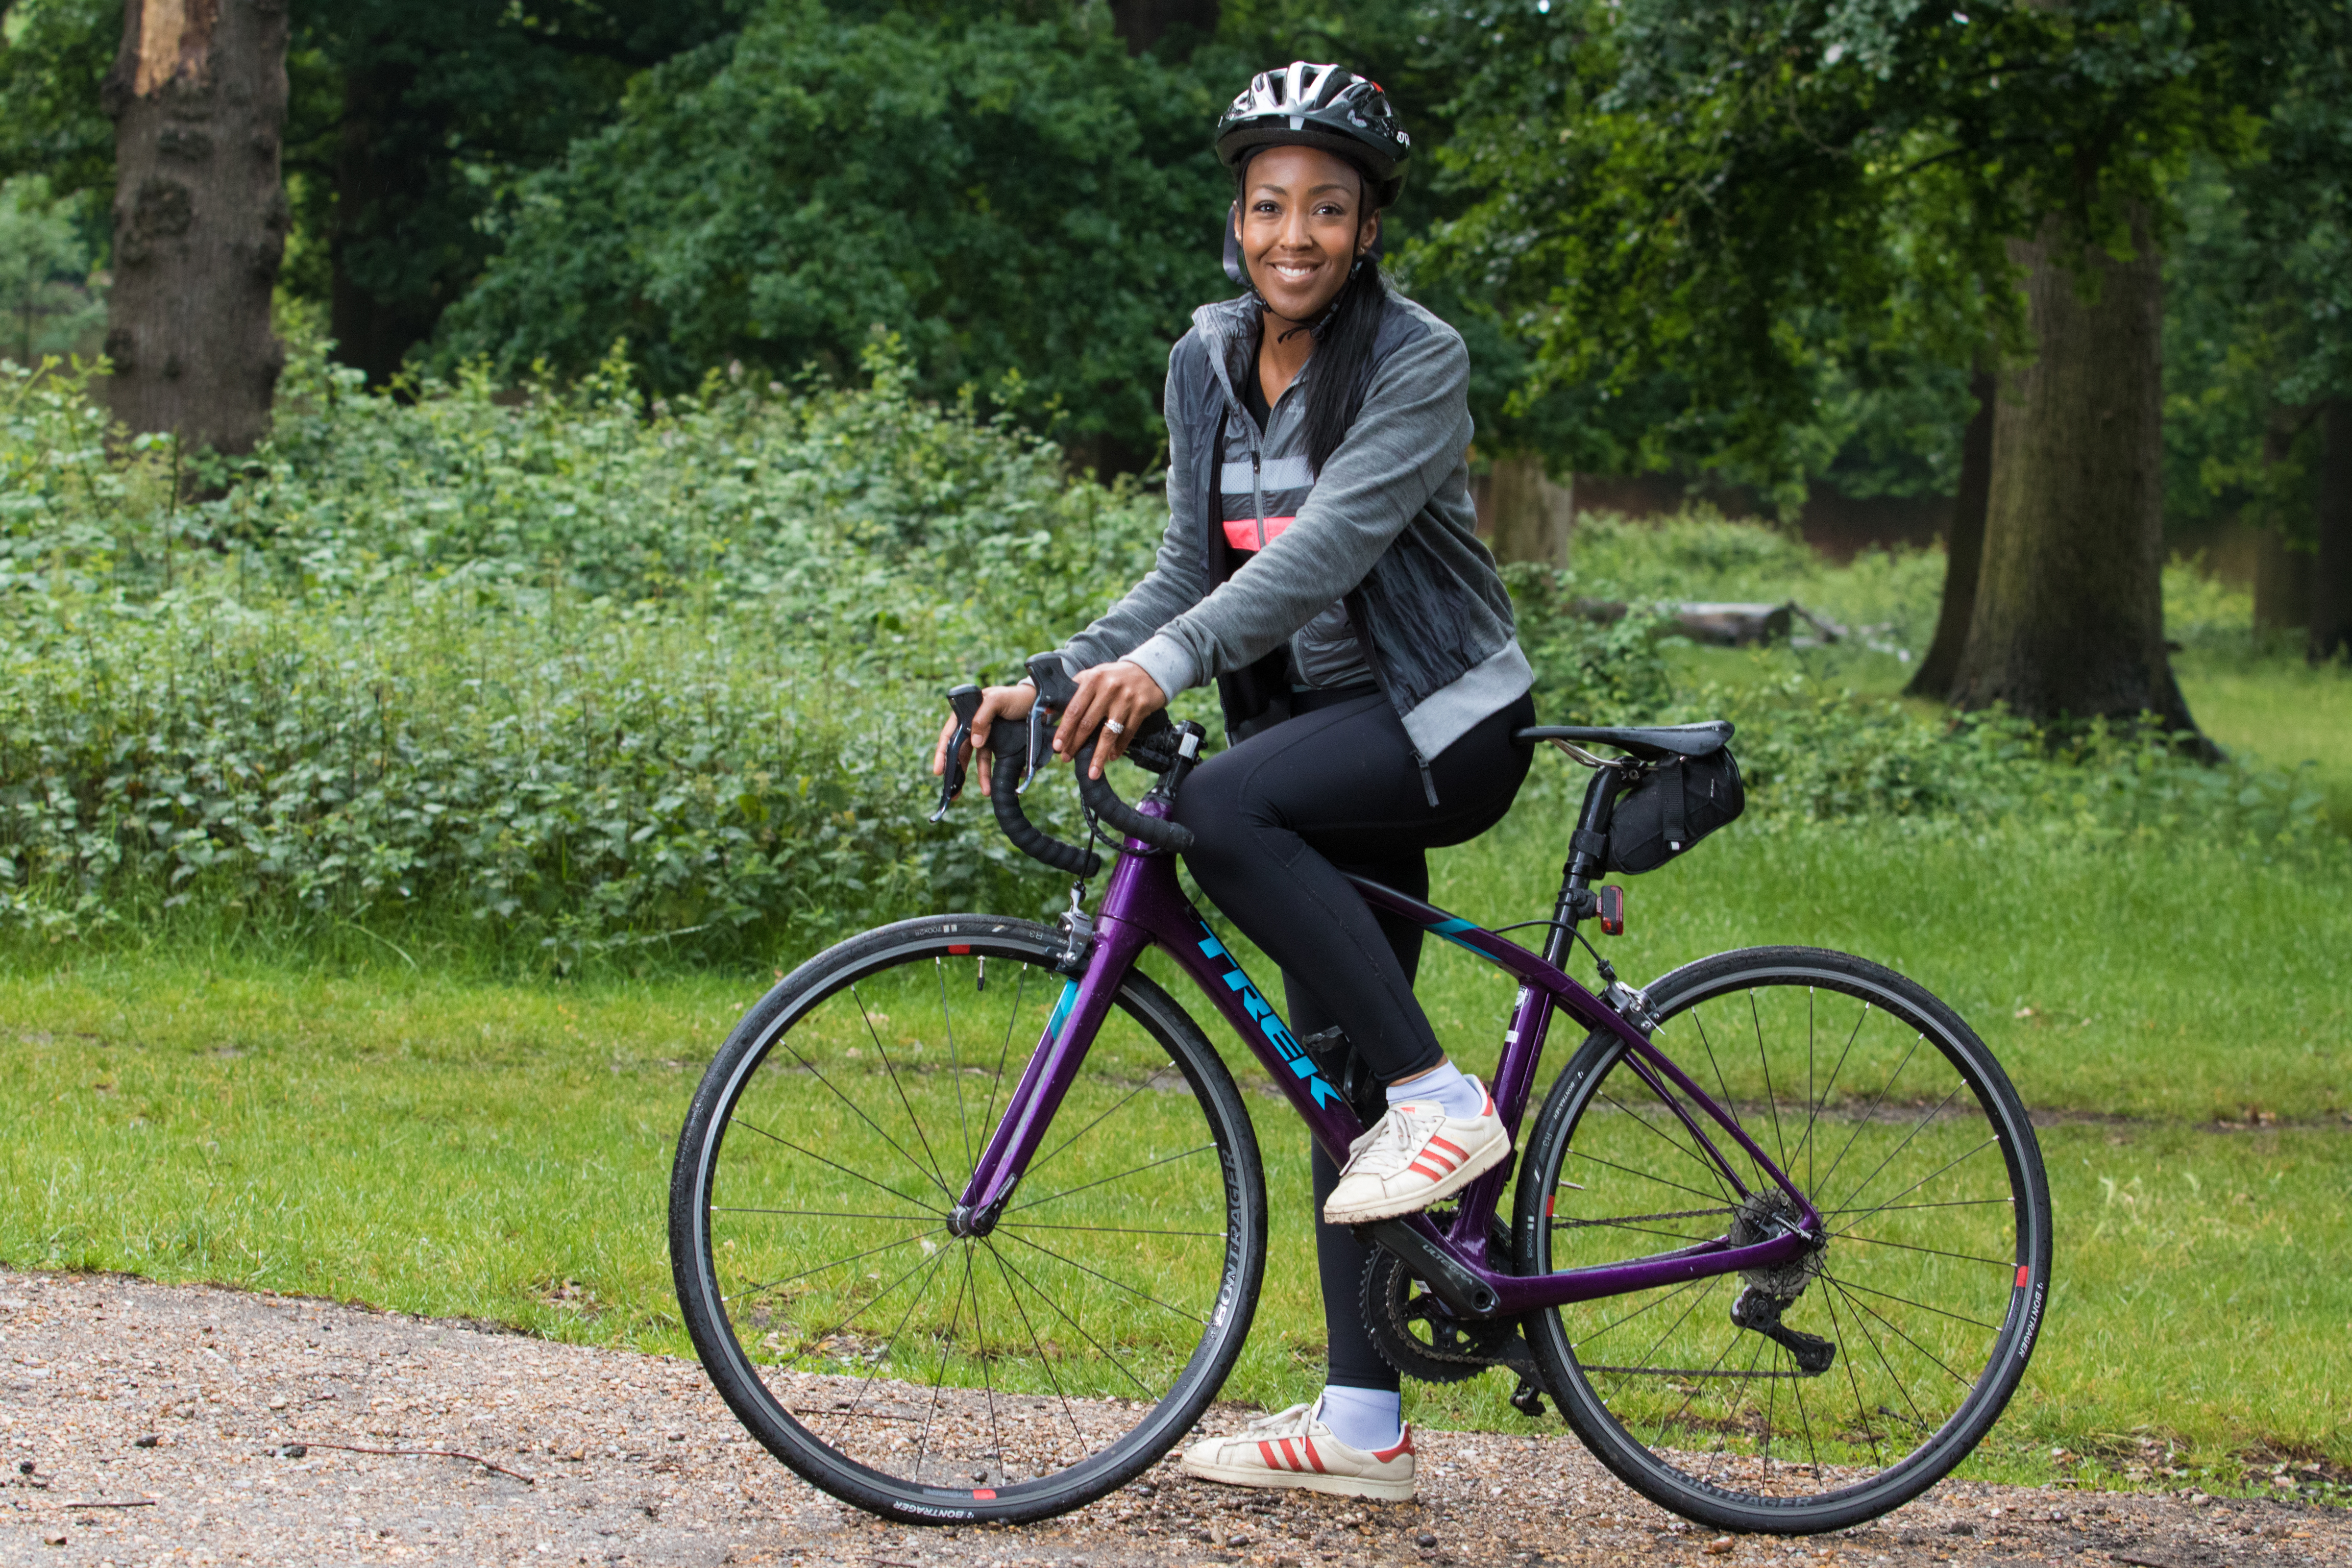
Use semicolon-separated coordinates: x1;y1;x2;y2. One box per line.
1413;0;2313;495
0;175;104;365
434;1;1233;455
0;337;1162;962
0;346;2338;970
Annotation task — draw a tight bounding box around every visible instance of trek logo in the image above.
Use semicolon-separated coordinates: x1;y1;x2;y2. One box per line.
1195;926;1343;1110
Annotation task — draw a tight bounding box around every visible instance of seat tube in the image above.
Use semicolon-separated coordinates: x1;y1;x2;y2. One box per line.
1544;766;1620;968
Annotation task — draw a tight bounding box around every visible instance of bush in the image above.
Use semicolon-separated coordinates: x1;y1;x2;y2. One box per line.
0;346;2334;970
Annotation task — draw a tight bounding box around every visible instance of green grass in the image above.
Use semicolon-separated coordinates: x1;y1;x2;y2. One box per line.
2176;649;2352;833
3;808;2345;1494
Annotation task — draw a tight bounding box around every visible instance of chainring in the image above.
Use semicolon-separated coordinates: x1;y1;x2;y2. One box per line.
1361;1231;1521;1385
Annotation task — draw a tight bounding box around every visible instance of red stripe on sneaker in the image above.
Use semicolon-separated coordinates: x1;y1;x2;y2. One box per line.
1279;1437;1302;1471
1407;1159;1450;1180
1303;1437;1327;1473
1372;1424;1414;1462
1258;1440;1281;1470
1426;1136;1467;1160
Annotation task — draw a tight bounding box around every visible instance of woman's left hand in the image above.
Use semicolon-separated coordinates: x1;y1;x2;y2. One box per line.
1054;661;1169;778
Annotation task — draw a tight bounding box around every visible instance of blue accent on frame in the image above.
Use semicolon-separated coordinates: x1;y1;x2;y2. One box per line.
1425;915;1486;954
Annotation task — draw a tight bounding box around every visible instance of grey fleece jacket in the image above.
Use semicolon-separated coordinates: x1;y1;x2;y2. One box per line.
1059;284;1533;759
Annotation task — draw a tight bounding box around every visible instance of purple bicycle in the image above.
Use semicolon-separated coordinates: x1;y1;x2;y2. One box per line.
670;674;2052;1534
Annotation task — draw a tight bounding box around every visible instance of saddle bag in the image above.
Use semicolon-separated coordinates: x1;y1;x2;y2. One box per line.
1605;749;1745;875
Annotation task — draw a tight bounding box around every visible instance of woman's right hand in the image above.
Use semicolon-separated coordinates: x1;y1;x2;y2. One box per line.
931;682;1037;796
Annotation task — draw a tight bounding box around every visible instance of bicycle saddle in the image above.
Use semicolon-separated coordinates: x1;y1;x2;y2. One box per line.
1515;720;1733;760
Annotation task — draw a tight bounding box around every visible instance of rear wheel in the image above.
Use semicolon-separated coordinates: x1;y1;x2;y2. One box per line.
671;915;1265;1524
1514;947;2051;1534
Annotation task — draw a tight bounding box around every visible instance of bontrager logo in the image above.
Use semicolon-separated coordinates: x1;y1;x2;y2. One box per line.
1195;926;1343;1109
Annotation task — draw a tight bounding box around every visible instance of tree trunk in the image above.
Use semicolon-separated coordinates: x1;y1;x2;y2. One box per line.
1949;213;2210;751
100;0;288;453
2314;397;2352;663
1905;360;1996;698
1107;0;1218;56
2251;407;2314;637
1487;453;1574;568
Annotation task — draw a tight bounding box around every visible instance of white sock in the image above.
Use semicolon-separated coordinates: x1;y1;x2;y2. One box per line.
1317;1385;1403;1453
1388;1059;1486;1121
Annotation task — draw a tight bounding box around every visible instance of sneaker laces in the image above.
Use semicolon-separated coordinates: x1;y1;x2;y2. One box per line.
1235;1402;1315;1437
1342;1102;1448;1180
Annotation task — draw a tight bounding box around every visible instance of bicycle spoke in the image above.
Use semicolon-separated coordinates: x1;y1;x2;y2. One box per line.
1829;1273;1935;1438
1793;1002;1871;1185
1576;1272;1715;1355
938;959;976;1178
986;1241;1086;1474
1688;1007;1762;1189
720;1224;943;1304
759;1240;942;1382
999;1222;1228;1239
726;1119;942;1215
1024;1061;1181;1184
978;962;1030;1143
1820;1281;1885;1466
1832;1230;2014;1268
829;1249;951;1418
1597;1090;1739;1205
853;983;954;1198
911;1243;974;1480
1819;1196;2008;1217
1823;1274;1981;1387
1567;1148;1736;1207
1821;1270;2002;1334
712;1206;939;1222
1813;1031;1924;1200
1000;1229;1206;1325
986;1241;1158;1400
745;1031;956;1205
1010;1143;1215;1214
1752;991;1790;1179
1833;1138;2003;1231
1833;1078;1971;1217
968;1245;1007;1484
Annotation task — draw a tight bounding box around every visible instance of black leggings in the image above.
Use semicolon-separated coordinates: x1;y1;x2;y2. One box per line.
1175;687;1535;1390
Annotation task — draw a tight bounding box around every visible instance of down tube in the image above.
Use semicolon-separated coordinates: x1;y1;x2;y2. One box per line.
1111;855;1372;1167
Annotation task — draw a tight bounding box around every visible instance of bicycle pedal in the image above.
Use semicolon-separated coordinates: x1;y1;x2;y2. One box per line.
1508;1375;1548;1420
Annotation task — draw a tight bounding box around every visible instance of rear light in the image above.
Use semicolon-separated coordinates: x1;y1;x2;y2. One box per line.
1597;885;1626;936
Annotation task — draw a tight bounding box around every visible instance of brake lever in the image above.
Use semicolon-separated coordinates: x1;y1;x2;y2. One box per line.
1019;702;1056;795
1019;652;1079;796
930;684;984;823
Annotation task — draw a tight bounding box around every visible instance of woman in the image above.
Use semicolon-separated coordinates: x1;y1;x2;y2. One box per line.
931;60;1535;1501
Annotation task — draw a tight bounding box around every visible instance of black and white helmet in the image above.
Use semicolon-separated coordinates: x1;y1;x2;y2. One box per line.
1215;61;1410;208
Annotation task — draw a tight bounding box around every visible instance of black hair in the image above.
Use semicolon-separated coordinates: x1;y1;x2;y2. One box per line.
1231;147;1389;477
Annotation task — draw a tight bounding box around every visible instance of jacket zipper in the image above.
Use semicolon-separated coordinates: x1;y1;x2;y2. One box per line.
1250;447;1266;550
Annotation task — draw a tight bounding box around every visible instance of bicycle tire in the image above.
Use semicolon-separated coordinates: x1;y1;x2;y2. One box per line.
670;914;1266;1525
1513;946;2052;1534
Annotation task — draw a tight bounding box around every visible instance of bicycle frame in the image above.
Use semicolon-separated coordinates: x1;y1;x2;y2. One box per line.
954;803;1820;1319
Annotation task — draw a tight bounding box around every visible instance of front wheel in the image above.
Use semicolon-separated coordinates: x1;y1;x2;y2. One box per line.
670;915;1266;1524
1514;947;2052;1534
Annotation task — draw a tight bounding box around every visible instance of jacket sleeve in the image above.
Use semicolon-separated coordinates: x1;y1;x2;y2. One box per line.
1054;343;1209;693
1124;318;1471;694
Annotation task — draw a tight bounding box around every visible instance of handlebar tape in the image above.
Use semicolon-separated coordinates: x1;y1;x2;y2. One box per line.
989;742;1102;877
1073;739;1197;853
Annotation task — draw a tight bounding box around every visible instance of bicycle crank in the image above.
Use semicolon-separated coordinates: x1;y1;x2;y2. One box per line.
1362;1229;1551;1397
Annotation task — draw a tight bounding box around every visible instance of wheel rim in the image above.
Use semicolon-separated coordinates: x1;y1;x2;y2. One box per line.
690;937;1250;1504
1532;964;2043;1510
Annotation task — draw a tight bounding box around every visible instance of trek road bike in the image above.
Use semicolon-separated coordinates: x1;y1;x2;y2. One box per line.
669;658;2053;1535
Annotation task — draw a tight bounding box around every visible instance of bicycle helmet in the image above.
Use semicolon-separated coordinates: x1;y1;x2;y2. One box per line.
1216;61;1410;209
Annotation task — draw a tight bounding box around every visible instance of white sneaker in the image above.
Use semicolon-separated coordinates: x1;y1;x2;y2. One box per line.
1177;1399;1416;1500
1321;1082;1510;1226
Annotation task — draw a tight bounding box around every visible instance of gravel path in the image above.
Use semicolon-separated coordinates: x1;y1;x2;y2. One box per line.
0;1270;2341;1568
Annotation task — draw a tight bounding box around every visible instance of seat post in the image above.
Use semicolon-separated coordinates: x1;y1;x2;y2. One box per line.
1542;765;1622;968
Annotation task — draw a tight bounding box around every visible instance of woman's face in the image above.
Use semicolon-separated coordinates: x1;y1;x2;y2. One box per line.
1236;144;1379;322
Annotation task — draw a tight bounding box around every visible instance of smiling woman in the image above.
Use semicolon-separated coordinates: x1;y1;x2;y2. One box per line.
924;59;1538;1501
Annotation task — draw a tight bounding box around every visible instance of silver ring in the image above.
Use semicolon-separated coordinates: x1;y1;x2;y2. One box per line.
1102;718;1126;736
